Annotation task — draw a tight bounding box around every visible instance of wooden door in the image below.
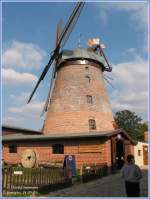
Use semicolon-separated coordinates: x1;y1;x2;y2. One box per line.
143;145;148;165
111;137;116;165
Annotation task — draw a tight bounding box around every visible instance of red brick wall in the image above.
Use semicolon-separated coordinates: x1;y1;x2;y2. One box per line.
43;62;114;134
3;139;111;169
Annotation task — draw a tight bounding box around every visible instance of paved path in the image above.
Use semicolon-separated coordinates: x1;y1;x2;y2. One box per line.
46;169;148;197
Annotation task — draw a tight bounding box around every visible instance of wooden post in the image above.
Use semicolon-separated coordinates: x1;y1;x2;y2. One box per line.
2;168;7;195
80;165;83;182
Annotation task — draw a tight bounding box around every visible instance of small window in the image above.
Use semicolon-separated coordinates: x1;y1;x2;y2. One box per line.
52;144;64;154
138;150;141;156
87;95;93;103
85;75;91;83
89;119;96;130
9;145;17;153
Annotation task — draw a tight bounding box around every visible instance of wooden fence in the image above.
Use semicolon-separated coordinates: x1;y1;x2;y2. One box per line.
2;166;71;195
82;163;108;182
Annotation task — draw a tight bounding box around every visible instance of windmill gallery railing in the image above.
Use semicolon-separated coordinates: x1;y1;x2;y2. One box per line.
2;166;71;195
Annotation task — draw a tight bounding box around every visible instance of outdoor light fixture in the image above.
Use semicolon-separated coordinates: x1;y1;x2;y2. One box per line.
117;134;122;140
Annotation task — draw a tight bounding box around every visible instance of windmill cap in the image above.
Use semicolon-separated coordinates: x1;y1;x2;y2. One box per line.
58;48;106;67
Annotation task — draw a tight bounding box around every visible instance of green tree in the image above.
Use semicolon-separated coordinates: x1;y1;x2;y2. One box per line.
139;122;148;141
114;110;147;141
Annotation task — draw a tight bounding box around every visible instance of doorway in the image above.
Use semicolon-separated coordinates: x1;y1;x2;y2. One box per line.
143;145;148;165
116;140;124;169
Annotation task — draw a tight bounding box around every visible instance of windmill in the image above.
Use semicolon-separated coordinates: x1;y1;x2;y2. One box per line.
28;2;115;134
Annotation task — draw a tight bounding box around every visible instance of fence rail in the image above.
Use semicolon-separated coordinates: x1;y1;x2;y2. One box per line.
2;166;71;195
82;163;108;182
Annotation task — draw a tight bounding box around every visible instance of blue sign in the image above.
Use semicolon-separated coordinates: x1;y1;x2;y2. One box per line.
63;155;76;176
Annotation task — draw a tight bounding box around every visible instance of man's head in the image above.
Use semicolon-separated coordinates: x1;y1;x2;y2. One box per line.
127;154;135;164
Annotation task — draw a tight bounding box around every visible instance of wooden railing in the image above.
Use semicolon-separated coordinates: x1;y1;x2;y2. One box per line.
2;166;71;195
82;163;108;182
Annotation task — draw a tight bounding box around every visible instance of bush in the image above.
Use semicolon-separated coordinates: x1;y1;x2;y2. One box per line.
82;163;108;182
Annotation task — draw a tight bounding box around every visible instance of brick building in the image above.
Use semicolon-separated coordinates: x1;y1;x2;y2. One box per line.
2;126;135;170
2;48;136;171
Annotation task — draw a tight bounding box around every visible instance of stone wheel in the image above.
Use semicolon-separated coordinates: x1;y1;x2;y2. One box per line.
21;149;36;168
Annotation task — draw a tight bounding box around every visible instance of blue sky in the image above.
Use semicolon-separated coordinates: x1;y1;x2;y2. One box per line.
2;1;148;130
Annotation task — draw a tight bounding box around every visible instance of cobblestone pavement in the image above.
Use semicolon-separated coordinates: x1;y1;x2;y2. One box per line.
46;169;148;197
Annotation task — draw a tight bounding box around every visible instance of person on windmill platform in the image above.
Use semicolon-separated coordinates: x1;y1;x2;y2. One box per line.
121;154;142;197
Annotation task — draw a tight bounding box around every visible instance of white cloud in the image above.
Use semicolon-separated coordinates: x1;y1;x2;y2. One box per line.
113;3;147;30
4;92;45;130
112;58;147;91
2;68;38;85
10;92;31;103
124;48;136;54
96;2;148;53
96;2;148;30
2;40;46;69
8;100;45;118
109;57;148;120
122;48;137;59
3;116;24;127
99;10;108;25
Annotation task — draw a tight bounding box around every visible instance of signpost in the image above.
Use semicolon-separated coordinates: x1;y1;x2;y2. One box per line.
63;155;76;177
14;171;23;175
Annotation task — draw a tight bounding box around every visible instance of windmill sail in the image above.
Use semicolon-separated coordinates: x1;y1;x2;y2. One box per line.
41;21;63;116
40;64;56;116
27;2;85;103
58;2;85;50
104;76;115;89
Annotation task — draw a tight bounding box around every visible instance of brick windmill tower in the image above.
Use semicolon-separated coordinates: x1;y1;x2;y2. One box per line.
28;2;115;135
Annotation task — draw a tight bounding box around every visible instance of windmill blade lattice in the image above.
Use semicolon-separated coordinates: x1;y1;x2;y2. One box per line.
41;21;63;116
104;76;115;89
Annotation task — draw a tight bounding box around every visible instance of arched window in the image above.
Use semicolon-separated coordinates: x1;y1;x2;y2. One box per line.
87;95;93;103
85;75;91;83
85;66;89;70
52;144;64;154
89;119;96;130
